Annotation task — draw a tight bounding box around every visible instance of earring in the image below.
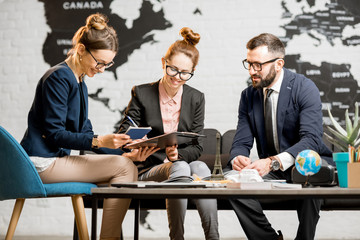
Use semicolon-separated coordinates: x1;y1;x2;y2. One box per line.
79;56;82;61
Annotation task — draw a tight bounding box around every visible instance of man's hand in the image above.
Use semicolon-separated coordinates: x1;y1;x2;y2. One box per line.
166;145;178;161
98;134;132;149
123;146;160;162
232;155;251;171
243;158;272;176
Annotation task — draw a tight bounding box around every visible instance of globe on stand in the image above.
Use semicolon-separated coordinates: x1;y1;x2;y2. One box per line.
295;150;322;187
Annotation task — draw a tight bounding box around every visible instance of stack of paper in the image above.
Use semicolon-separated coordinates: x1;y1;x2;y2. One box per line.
226;182;302;189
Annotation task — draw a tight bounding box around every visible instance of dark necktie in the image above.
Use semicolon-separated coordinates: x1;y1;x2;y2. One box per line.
264;89;276;154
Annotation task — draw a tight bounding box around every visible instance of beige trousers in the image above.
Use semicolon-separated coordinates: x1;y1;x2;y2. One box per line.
39;154;138;240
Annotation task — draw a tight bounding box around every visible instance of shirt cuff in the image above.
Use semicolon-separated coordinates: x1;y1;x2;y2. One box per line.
277;152;295;171
230;157;236;168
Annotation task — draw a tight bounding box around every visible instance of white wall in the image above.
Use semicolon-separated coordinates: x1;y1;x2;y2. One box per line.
1;0;360;239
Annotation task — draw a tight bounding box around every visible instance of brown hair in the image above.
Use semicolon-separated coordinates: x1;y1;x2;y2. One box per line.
246;33;285;57
164;27;200;69
69;13;118;55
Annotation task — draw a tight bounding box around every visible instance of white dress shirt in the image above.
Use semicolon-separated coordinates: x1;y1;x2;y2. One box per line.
264;69;294;171
231;69;295;171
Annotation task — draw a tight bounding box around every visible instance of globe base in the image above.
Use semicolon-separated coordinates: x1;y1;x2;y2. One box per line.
302;175;314;188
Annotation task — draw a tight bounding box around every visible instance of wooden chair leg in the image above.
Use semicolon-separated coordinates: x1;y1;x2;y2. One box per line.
6;198;25;240
71;195;89;240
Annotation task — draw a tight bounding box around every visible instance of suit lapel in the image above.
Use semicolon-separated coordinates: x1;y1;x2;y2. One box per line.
78;81;86;131
149;81;164;134
178;85;188;131
277;69;294;145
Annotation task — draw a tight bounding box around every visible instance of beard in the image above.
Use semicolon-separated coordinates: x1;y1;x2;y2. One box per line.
251;66;277;89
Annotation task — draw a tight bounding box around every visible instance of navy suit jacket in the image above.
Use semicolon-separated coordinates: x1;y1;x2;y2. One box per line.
118;80;205;174
229;68;333;174
21;62;121;157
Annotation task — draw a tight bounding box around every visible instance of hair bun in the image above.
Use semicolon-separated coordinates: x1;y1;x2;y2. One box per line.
180;27;200;46
86;13;108;30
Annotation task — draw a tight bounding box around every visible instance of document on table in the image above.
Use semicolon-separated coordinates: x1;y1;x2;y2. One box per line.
226;182;302;189
111;181;207;188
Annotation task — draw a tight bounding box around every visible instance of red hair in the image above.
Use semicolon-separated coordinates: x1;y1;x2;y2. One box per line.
164;27;200;69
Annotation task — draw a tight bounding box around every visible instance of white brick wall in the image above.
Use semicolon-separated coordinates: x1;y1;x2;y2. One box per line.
1;0;360;239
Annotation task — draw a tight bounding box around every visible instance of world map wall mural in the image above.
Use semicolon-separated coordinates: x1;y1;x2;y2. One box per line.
40;0;172;79
279;0;360;127
34;0;360;234
39;0;173;133
39;0;360;134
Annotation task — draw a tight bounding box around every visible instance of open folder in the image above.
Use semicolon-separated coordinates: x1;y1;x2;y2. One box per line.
124;131;205;150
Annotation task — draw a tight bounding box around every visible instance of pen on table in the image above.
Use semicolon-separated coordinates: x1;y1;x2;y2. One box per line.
127;115;138;128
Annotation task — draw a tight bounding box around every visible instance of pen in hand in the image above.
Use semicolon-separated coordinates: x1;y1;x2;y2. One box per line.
127;115;138;128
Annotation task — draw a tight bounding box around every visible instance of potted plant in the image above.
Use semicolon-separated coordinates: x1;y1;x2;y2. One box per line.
324;102;360;187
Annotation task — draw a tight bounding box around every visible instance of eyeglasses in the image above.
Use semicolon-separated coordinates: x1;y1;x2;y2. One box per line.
86;48;114;69
242;58;282;71
165;62;194;81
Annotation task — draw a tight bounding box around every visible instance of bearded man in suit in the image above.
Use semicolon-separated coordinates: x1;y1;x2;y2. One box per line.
227;33;334;240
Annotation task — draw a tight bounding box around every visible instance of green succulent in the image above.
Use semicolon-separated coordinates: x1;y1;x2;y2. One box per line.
324;102;360;152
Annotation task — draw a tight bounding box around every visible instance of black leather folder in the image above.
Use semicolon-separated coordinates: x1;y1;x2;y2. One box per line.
124;132;205;150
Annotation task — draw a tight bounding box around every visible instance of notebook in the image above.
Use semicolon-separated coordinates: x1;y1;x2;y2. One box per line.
124;126;152;140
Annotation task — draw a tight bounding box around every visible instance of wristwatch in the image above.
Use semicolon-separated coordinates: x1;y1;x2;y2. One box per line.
92;135;99;149
269;156;281;171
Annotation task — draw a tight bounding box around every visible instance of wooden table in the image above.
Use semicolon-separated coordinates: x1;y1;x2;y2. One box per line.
91;186;360;240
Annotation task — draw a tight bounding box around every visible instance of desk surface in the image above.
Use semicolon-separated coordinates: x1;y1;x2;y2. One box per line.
91;186;360;199
90;186;360;240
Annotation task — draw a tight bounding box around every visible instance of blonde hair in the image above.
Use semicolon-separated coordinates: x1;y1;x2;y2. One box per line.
69;13;118;55
164;27;200;69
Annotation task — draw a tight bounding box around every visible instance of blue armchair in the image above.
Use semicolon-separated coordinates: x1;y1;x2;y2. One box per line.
0;126;97;240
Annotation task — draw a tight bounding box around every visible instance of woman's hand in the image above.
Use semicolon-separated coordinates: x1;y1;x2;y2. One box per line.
98;134;132;149
123;146;160;162
165;145;178;161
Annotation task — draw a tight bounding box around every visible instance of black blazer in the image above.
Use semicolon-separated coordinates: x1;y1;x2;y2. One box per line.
119;80;205;174
228;68;333;179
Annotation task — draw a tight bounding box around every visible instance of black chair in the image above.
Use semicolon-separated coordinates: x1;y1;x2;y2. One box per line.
221;129;236;167
198;128;221;171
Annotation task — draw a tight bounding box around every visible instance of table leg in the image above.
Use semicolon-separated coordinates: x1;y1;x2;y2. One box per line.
134;199;140;240
91;198;98;240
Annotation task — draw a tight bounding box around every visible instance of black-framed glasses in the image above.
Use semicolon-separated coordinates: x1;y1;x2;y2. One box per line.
165;62;194;81
242;58;283;71
86;48;114;69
